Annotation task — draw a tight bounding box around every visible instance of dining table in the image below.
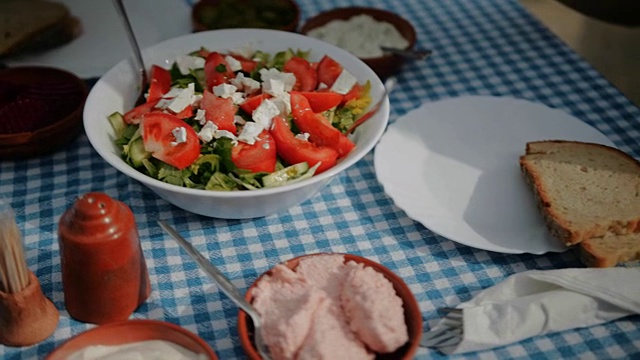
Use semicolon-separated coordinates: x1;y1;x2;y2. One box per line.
2;0;639;359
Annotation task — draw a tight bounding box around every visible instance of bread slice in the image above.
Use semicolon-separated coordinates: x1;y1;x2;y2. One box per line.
520;140;640;246
576;233;640;267
0;0;81;57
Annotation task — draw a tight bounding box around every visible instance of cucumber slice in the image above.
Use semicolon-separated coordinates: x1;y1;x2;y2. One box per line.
192;68;207;93
108;112;127;138
127;137;150;167
262;162;314;188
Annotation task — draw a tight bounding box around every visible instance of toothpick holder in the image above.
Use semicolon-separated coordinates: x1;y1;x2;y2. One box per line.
0;271;59;347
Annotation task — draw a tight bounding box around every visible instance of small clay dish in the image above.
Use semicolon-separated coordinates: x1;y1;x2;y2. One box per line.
238;253;422;360
192;0;300;32
300;7;417;79
0;66;87;159
46;319;218;359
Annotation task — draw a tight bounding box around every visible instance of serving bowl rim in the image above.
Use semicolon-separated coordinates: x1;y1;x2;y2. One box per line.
45;319;218;359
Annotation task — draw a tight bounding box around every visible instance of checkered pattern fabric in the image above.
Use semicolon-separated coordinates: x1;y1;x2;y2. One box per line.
2;0;639;358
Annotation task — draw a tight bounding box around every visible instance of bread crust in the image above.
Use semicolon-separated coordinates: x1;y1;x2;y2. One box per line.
520;140;640;247
0;0;79;57
577;234;640;268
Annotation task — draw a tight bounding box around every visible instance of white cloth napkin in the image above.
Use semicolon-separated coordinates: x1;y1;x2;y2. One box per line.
430;268;640;354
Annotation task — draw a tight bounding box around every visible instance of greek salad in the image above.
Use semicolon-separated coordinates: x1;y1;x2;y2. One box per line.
108;48;371;190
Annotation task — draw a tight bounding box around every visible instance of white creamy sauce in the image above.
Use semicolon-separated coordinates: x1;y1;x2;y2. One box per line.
306;14;410;58
67;340;207;360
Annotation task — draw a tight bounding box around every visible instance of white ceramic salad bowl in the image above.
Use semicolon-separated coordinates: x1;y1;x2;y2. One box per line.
83;29;389;219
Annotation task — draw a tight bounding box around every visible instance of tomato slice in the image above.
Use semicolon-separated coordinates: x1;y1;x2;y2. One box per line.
123;99;160;124
147;65;171;103
283;57;318;91
230;54;258;73
231;130;277;173
239;93;270;115
197;48;211;58
316;55;343;88
140;113;200;169
270;116;338;174
201;90;238;135
297;91;343;112
204;52;234;90
290;92;354;157
171;105;193;119
342;83;363;105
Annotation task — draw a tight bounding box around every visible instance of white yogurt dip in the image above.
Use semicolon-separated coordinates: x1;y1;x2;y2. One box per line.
67;340;208;360
306;14;410;58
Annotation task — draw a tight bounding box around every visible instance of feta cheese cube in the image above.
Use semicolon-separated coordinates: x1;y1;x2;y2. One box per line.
295;132;310;141
162;87;184;99
252;98;281;128
224;55;243;72
212;83;238;99
230;73;261;95
231;92;245;105
167;83;195;113
176;55;205;75
259;68;296;95
231;43;254;59
237;122;265;145
271;92;291;115
234;115;246;125
197;121;218;143
194;109;206;124
214;130;238;144
330;69;357;95
171;127;187;146
191;94;203;107
155;98;172;110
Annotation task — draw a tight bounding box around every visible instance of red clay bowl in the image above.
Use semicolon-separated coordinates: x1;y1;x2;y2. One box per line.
0;66;87;159
238;253;422;360
46;319;218;359
192;0;300;32
300;7;417;79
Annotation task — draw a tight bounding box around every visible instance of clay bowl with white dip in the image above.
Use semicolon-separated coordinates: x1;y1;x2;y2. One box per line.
301;7;417;79
238;253;422;360
46;319;218;360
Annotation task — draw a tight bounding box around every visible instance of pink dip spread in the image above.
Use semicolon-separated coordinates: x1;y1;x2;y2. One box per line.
251;254;409;360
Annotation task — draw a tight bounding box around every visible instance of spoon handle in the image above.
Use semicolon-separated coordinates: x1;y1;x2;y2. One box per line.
157;220;260;320
112;0;148;103
381;46;433;60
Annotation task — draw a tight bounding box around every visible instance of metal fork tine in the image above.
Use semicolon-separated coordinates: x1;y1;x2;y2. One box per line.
443;311;463;321
421;327;463;348
421;307;465;349
439;307;463;314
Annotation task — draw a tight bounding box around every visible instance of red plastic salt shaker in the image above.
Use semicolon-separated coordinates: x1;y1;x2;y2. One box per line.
58;192;151;324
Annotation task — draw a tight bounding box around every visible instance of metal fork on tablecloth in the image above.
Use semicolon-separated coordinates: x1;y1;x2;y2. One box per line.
421;307;464;349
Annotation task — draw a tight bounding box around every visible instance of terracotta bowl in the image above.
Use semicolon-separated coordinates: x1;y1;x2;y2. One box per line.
300;7;417;79
0;66;87;159
46;319;218;359
238;253;422;360
192;0;300;32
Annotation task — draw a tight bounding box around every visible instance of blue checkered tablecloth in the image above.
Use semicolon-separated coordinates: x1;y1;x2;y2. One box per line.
2;0;639;359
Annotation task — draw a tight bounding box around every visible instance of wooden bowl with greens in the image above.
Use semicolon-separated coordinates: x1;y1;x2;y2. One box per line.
192;0;299;32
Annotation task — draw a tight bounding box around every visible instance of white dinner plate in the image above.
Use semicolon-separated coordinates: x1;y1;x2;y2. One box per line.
5;0;191;79
374;95;615;254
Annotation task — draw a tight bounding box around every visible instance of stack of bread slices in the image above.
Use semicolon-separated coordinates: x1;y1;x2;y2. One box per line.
0;0;81;58
520;140;640;267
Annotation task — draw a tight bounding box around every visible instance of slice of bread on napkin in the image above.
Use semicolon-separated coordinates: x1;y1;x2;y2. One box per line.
520;140;640;267
0;0;81;58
